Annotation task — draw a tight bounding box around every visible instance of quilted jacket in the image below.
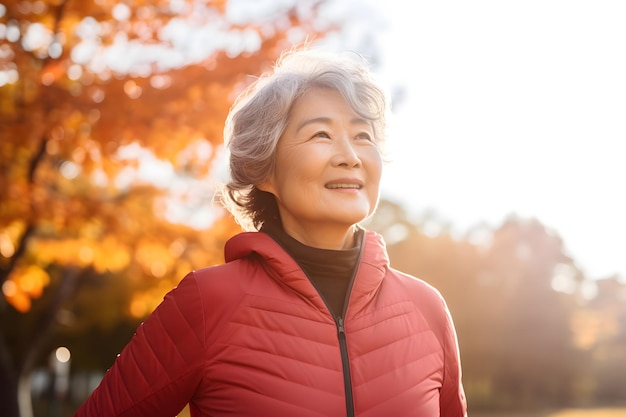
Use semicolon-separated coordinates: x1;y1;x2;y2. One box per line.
74;230;467;417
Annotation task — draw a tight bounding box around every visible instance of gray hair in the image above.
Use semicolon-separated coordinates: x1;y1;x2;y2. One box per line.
217;47;390;231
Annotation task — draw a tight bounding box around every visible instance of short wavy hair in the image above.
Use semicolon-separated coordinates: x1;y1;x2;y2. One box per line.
217;47;390;231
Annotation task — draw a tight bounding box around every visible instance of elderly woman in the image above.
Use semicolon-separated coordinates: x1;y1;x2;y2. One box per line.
74;48;467;417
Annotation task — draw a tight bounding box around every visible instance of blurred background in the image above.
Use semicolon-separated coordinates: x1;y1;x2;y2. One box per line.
0;1;625;416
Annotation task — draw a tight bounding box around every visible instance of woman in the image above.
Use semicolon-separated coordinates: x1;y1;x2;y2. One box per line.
74;48;467;417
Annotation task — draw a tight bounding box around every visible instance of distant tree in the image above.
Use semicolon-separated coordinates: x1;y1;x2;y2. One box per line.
0;0;358;415
478;217;578;408
444;216;587;409
586;276;626;404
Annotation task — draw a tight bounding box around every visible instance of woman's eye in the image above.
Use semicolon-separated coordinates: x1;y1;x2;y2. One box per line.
313;131;331;139
356;132;373;141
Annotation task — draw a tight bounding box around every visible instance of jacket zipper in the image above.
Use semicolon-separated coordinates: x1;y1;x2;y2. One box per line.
336;316;355;417
336;231;365;417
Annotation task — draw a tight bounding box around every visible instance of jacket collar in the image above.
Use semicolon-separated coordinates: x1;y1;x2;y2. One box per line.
224;229;390;316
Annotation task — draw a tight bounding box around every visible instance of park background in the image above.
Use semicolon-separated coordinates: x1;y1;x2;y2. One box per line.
1;0;625;416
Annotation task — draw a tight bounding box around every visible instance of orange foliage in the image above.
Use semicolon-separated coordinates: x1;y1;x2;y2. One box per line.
0;0;329;316
3;264;50;312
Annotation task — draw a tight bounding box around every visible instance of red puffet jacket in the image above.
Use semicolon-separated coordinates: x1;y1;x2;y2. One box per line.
74;230;467;417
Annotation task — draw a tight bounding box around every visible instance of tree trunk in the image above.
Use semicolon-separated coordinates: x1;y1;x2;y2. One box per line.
0;332;20;417
0;267;83;417
17;267;82;417
18;374;34;417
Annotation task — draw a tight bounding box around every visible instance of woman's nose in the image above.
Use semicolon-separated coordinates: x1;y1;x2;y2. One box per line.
331;136;362;168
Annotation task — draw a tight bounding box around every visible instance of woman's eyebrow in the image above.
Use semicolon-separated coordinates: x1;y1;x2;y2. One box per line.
296;117;369;133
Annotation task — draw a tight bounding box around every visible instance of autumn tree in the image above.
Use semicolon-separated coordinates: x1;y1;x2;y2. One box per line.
0;0;357;415
583;276;626;404
464;217;575;408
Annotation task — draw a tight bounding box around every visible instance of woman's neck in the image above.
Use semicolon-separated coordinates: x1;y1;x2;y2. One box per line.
278;221;358;250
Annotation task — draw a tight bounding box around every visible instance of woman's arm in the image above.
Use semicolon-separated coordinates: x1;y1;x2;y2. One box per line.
73;273;205;417
439;299;468;417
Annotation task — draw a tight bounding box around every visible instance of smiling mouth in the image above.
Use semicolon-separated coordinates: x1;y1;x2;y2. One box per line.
325;184;362;189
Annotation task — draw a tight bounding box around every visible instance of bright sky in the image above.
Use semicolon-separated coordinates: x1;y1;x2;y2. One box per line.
374;0;626;280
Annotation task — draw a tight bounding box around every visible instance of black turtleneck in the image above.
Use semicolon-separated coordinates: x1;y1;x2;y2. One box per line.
262;223;363;317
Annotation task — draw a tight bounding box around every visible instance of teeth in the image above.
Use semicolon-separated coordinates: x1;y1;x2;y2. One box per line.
326;184;362;189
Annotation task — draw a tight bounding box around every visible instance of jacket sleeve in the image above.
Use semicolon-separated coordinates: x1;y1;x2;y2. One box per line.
439;299;468;417
73;273;206;417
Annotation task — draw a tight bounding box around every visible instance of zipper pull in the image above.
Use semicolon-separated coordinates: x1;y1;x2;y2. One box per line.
337;317;345;336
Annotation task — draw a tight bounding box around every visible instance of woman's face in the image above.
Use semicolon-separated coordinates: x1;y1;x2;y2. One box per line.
260;87;383;248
